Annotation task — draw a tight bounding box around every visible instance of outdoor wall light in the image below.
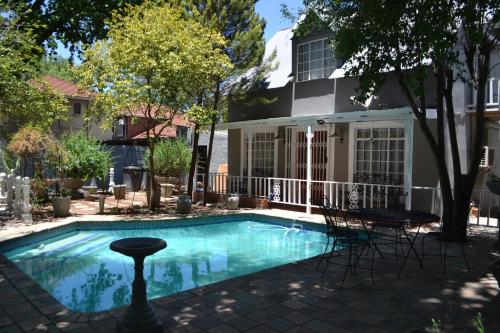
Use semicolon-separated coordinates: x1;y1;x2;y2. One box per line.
317;119;326;125
329;126;344;143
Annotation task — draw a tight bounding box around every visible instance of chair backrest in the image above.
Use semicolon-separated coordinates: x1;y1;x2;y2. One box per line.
313;195;350;235
374;188;407;209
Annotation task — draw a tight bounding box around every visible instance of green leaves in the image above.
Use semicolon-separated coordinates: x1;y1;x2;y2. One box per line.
144;139;192;178
0;6;69;132
77;2;233;128
58;132;112;182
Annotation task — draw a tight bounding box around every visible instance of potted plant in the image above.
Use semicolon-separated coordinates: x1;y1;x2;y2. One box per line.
46;141;71;217
60;132;112;196
145;139;192;212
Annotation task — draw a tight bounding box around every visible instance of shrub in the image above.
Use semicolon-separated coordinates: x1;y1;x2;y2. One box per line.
145;139;191;178
59;132;112;184
7;125;58;176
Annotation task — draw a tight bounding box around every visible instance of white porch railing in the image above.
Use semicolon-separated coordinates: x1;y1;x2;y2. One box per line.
202;173;498;228
468;77;500;111
469;189;499;227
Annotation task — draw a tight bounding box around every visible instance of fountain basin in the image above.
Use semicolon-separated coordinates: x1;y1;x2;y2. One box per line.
110;237;167;257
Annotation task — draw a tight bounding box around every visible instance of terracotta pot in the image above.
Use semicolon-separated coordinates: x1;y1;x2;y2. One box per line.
52;196;71;217
192;191;204;202
63;178;84;191
160;184;173;198
114;185;126;200
226;194;239;210
205;191;222;204
177;195;192;214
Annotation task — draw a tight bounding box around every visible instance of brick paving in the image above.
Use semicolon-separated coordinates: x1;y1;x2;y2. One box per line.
0;207;499;332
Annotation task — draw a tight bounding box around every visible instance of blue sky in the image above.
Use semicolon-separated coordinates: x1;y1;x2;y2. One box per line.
56;0;303;59
257;0;303;41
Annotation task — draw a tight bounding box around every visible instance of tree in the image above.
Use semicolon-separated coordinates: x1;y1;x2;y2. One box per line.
39;56;75;82
303;0;500;240
77;2;232;210
0;4;68;135
3;0;144;58
184;0;267;204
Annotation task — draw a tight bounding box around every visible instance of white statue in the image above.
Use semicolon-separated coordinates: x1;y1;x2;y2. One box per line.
108;168;115;194
0;172;6;197
14;176;22;219
21;177;32;224
6;170;14;213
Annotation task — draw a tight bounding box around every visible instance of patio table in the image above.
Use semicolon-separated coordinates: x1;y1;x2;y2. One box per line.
347;208;440;278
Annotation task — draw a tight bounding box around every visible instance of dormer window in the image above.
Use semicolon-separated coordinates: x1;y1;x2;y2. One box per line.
297;38;335;82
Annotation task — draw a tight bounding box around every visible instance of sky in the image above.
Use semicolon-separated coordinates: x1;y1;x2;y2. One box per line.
56;0;303;59
256;0;303;41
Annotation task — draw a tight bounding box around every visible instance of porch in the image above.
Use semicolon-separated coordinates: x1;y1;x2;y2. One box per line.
217;107;436;213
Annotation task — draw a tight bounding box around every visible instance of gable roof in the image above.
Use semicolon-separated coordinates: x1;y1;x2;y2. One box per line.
41;75;94;99
262;28;294;89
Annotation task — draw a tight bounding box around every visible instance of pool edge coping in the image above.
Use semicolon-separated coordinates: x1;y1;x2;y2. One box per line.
0;211;326;323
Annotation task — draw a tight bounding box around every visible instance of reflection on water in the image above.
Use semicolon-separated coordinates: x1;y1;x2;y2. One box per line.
6;221;326;312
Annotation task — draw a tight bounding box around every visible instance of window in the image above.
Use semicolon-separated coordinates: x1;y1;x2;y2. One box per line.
297;39;335;82
73;103;81;116
243;132;275;177
176;126;188;140
113;118;126;139
354;127;405;185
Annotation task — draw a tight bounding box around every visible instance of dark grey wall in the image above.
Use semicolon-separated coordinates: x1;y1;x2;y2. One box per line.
228;129;241;175
411;120;439;211
333;124;349;181
228;85;292;122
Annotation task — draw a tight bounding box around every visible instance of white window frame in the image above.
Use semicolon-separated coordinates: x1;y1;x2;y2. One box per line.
240;128;278;178
297;38;335;82
348;121;407;185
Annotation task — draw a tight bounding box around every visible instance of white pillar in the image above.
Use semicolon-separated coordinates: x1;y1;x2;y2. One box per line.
0;172;6;197
21;177;32;224
404;118;414;209
108;168;115;194
14;176;22;219
6;170;14;212
247;130;252;196
306;125;314;214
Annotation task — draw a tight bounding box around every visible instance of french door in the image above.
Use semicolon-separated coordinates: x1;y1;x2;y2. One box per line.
286;127;330;204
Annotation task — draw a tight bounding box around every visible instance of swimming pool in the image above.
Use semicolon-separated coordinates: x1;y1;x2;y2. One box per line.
3;216;327;312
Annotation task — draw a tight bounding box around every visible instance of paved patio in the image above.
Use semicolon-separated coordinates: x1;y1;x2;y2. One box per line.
0;209;499;333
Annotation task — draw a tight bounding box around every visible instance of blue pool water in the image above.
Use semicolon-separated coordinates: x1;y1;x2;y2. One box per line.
5;220;326;312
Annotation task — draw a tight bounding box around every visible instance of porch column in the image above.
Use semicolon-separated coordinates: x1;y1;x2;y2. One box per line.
306;125;314;214
247;129;252;196
404;118;414;209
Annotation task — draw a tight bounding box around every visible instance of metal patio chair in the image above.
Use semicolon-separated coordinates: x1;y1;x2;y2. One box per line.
371;188;408;260
314;195;375;287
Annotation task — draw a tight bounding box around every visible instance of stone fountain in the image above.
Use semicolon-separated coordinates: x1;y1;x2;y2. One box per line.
110;237;167;333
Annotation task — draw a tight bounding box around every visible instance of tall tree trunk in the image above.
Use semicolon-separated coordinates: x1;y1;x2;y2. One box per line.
188;122;200;200
203;81;221;206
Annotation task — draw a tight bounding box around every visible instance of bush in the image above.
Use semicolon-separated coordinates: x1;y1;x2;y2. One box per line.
7;125;58;176
59;132;112;184
145;139;191;178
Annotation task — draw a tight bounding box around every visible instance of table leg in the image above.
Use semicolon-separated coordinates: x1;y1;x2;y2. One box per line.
397;225;422;278
360;218;384;259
